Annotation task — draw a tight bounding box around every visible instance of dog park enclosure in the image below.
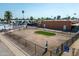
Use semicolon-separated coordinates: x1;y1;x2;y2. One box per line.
3;27;75;56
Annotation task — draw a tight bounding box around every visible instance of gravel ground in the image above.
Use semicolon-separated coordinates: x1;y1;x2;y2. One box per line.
10;27;74;49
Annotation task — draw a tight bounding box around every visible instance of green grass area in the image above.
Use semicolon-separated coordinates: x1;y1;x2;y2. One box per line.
35;31;56;36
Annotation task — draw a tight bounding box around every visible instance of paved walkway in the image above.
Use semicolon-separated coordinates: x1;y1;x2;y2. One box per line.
71;38;79;49
0;33;30;56
0;41;14;56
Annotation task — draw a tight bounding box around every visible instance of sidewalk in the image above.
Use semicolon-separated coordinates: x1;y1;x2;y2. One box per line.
0;41;14;56
0;33;30;56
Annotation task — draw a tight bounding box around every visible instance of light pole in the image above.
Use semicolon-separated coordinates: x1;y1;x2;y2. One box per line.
73;13;77;20
22;10;24;29
22;10;24;20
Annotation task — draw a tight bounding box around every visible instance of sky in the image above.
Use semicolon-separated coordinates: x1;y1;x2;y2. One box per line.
0;3;79;19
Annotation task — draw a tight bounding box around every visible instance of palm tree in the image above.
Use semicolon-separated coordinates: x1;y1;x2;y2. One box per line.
4;11;12;24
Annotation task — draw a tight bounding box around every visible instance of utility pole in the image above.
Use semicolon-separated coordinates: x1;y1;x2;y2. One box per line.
73;13;77;20
22;10;24;20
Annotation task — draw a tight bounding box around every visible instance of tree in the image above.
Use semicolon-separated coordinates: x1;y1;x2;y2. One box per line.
57;15;61;20
53;17;56;20
71;17;77;20
4;11;12;24
41;17;44;20
0;18;1;22
46;17;51;20
62;16;71;20
67;16;71;20
45;17;48;20
30;16;34;20
71;17;75;20
38;18;40;20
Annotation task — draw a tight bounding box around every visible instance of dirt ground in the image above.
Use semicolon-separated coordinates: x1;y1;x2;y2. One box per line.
9;27;75;49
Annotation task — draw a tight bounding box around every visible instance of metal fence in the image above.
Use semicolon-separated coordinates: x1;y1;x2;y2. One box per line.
4;32;52;56
53;31;79;56
61;47;79;56
4;29;79;56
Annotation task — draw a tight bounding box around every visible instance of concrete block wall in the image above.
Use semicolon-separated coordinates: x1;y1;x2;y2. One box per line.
40;20;72;31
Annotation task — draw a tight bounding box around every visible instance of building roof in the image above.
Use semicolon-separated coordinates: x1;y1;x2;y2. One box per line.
44;20;77;21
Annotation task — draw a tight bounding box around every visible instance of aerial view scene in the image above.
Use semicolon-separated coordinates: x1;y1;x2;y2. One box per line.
0;3;79;56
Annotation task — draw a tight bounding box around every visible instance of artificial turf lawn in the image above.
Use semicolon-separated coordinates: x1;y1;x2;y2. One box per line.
35;31;56;36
